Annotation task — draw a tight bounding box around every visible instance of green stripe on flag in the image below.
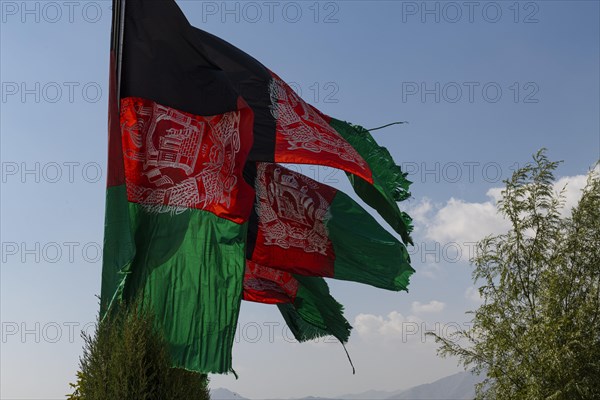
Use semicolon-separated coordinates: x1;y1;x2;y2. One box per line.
101;185;135;315
329;118;413;245
104;199;247;374
279;276;352;344
328;191;414;291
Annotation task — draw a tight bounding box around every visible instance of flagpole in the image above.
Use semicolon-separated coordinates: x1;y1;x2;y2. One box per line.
110;0;126;101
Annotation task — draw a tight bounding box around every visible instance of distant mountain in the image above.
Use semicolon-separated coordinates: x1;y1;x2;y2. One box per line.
292;397;334;400
213;370;485;400
387;371;484;400
211;387;250;400
336;389;402;400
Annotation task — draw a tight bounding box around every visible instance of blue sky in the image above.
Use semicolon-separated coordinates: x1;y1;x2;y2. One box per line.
1;1;599;398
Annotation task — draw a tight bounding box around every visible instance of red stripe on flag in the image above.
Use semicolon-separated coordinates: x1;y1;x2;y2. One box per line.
107;52;126;188
120;97;254;224
243;260;299;304
250;162;336;277
269;72;374;184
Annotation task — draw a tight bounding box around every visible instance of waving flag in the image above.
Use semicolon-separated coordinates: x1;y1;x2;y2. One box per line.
192;27;413;243
103;0;415;376
246;162;414;291
102;0;254;374
243;261;352;344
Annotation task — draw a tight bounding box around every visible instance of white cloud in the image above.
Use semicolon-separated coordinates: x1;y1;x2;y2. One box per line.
408;197;433;228
405;194;507;277
424;195;509;244
464;286;483;303
486;187;504;203
410;169;596;248
411;300;446;314
418;263;443;279
354;311;422;341
554;166;598;216
404;169;596;280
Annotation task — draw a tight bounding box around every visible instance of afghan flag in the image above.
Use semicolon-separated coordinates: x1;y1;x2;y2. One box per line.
192;27;413;244
101;0;254;374
102;0;415;376
246;162;414;291
243;262;355;372
243;260;352;344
